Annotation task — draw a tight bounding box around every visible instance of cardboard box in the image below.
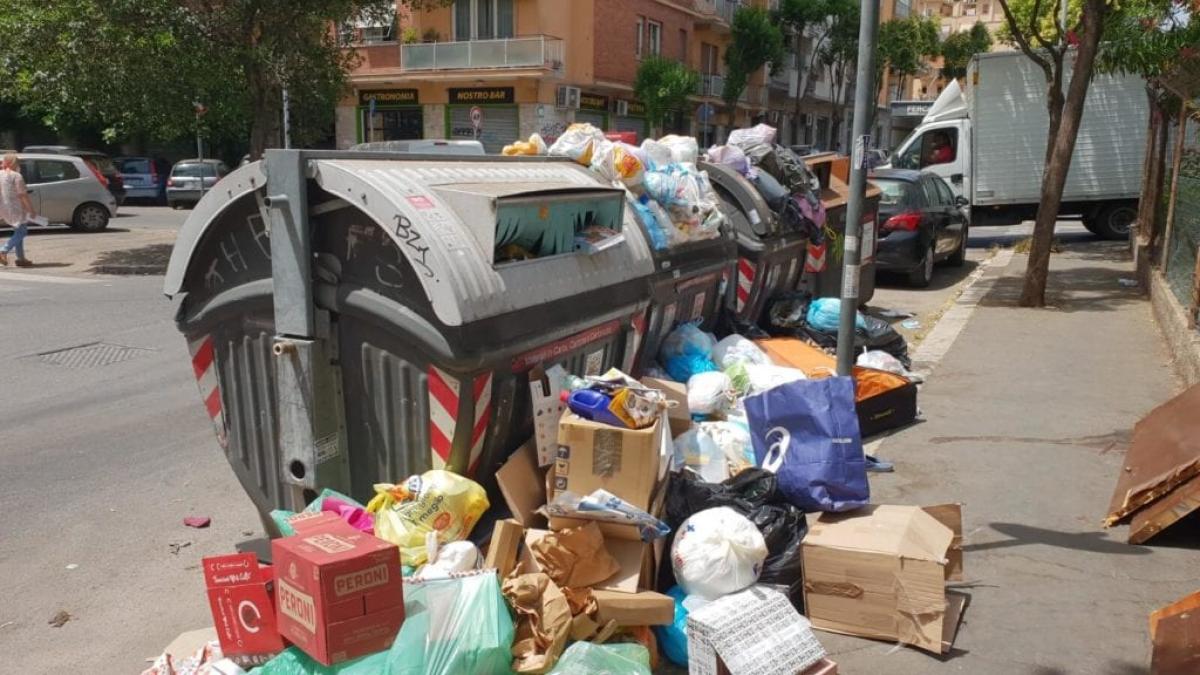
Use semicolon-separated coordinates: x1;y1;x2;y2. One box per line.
640;377;692;438
802;504;968;654
271;521;405;666
554;412;663;511
496;440;548;528
688;585;827;675
592;589;674;626
202;553;285;657
484;518;525;578
519;529;657;594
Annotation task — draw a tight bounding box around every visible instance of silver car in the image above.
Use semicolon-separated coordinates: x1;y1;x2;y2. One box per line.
13;153;117;231
167;159;229;209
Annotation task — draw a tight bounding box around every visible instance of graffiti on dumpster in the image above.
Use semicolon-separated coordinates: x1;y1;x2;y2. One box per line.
392;213;436;279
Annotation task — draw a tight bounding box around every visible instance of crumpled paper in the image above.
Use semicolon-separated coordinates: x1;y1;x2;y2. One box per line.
503;573;573;674
529;522;620;588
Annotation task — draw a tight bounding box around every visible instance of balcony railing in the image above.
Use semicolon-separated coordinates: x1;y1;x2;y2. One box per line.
696;0;742;25
698;73;726;98
401;35;564;73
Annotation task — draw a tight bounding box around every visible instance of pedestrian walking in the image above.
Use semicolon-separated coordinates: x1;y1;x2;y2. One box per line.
0;152;36;267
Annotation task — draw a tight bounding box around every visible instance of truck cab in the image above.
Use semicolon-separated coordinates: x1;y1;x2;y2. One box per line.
887;80;972;210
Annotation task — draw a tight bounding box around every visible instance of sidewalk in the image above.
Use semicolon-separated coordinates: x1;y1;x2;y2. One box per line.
824;238;1196;674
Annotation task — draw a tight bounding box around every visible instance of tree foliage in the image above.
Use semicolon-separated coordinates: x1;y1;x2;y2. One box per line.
877;16;941;98
777;0;860;133
0;0;409;156
941;23;994;80
723;5;786;109
634;56;701;137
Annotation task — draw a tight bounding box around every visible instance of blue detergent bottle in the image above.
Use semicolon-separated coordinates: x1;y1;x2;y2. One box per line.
563;388;628;428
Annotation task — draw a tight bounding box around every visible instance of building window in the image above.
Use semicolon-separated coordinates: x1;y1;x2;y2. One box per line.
680;29;688;61
453;0;514;41
981;3;991;15
647;20;662;55
894;0;911;18
636;17;644;57
701;43;719;74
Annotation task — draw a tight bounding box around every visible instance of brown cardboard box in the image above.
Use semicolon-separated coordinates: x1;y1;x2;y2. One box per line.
483;518;525;578
802;505;967;654
519;529;656;594
554;412;663;511
640;377;692;438
591;589;674;626
496;440;548;528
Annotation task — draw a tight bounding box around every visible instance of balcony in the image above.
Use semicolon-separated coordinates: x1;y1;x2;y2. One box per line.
697;73;726;98
696;74;768;106
401;35;564;73
695;0;742;27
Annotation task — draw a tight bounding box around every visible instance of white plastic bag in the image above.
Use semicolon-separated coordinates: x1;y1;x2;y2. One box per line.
857;349;908;375
414;539;480;580
548;123;606;165
744;363;807;395
687;371;734;415
658;135;699;165
712;334;771;369
673;421;754;481
727;124;778;163
671;507;767;599
640;139;673;170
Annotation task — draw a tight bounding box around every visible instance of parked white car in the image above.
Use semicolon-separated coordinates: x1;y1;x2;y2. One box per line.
10;153;117;231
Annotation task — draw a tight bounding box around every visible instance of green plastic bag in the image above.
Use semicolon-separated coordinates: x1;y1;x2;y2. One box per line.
248;647;388;675
387;570;515;675
547;642;651;675
270;488;366;536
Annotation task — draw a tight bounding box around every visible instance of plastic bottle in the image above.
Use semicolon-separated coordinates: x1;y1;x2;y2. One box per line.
563;388;627;428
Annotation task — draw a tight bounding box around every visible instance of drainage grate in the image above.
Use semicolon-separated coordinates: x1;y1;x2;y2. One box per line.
38;342;154;369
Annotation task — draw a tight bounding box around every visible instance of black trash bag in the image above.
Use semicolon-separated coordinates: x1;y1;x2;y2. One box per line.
659;469;808;611
713;305;772;341
759;144;819;197
861;314;910;367
763;292;813;335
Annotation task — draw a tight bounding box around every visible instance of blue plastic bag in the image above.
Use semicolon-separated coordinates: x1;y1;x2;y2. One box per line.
806;298;867;334
659;322;718;382
653;586;690;667
743;377;869;512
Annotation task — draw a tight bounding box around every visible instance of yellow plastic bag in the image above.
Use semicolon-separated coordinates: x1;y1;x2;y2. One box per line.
502;133;547;156
366;470;489;567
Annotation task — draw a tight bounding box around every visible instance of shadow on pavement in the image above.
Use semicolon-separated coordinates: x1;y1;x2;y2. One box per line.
979;265;1142;313
10;227;132;236
967;227;1099;250
963;523;1151;556
17;262;71;269
89;243;172;274
875;259;981;293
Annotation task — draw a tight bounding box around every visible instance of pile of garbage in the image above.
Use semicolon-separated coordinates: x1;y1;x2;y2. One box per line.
707;124;830;269
505;124;726;251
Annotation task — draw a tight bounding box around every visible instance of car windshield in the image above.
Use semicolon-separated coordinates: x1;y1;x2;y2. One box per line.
118;158;151;174
173;163;216;177
872;178;915;206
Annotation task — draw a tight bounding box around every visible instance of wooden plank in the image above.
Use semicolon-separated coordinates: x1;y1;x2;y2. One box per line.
1158;102;1189;270
1128;472;1200;544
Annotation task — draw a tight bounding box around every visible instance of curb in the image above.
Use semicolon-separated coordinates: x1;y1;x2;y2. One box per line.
89;264;166;276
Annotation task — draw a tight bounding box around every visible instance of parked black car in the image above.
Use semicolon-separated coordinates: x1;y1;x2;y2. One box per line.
869;168;968;287
23;146;126;207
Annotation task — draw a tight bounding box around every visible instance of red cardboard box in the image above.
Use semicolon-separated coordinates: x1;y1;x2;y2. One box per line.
202;553;285;657
272;521;405;666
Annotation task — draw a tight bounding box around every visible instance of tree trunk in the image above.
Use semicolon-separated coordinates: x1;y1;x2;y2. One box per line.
1135;88;1163;245
1018;1;1107;307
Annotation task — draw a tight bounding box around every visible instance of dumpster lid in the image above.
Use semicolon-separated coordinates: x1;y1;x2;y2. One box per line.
311;158;651;326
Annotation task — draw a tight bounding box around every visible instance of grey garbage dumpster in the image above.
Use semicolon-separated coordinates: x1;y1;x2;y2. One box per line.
164;150;655;518
702;161;808;326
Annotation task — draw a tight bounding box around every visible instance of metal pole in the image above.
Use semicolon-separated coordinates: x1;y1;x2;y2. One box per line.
195;119;203;161
282;87;292;149
835;0;880;376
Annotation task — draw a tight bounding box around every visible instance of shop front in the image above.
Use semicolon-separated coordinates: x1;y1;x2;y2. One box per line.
887;100;934;152
574;92;609;129
446;86;519;154
611;99;648;142
358;89;423;143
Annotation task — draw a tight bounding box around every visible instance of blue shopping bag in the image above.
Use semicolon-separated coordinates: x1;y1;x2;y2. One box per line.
744;377;869;512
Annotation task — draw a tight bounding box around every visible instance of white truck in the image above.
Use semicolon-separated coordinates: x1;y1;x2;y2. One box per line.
887;50;1147;239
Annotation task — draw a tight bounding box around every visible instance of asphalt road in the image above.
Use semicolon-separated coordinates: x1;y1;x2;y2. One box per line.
0;217;1097;672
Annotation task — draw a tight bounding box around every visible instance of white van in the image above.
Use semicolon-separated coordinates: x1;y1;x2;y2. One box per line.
887;51;1147;239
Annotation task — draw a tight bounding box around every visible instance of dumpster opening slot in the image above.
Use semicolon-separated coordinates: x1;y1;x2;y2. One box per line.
433;183;625;265
289;459;307;480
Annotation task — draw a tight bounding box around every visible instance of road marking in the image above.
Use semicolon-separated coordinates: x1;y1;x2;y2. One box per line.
0;271;97;285
909;246;1015;379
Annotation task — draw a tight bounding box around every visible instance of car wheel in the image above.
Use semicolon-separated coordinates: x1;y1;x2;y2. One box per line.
909;241;934;288
71;203;110;232
947;225;968;267
1091;203;1136;240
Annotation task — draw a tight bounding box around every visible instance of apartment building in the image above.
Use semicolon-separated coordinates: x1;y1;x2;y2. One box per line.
335;0;774;153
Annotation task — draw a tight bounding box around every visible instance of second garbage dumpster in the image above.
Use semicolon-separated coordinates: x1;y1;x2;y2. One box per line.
164;150;656;518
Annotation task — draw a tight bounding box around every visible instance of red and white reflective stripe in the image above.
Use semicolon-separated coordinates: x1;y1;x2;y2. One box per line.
188;335;227;448
624;313;647;372
467;372;492;474
427;366;461;470
805;242;828;273
736;258;755;313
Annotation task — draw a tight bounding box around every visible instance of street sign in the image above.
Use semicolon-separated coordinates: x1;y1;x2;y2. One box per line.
697;102;716;123
469;106;483;130
368;97;376;118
